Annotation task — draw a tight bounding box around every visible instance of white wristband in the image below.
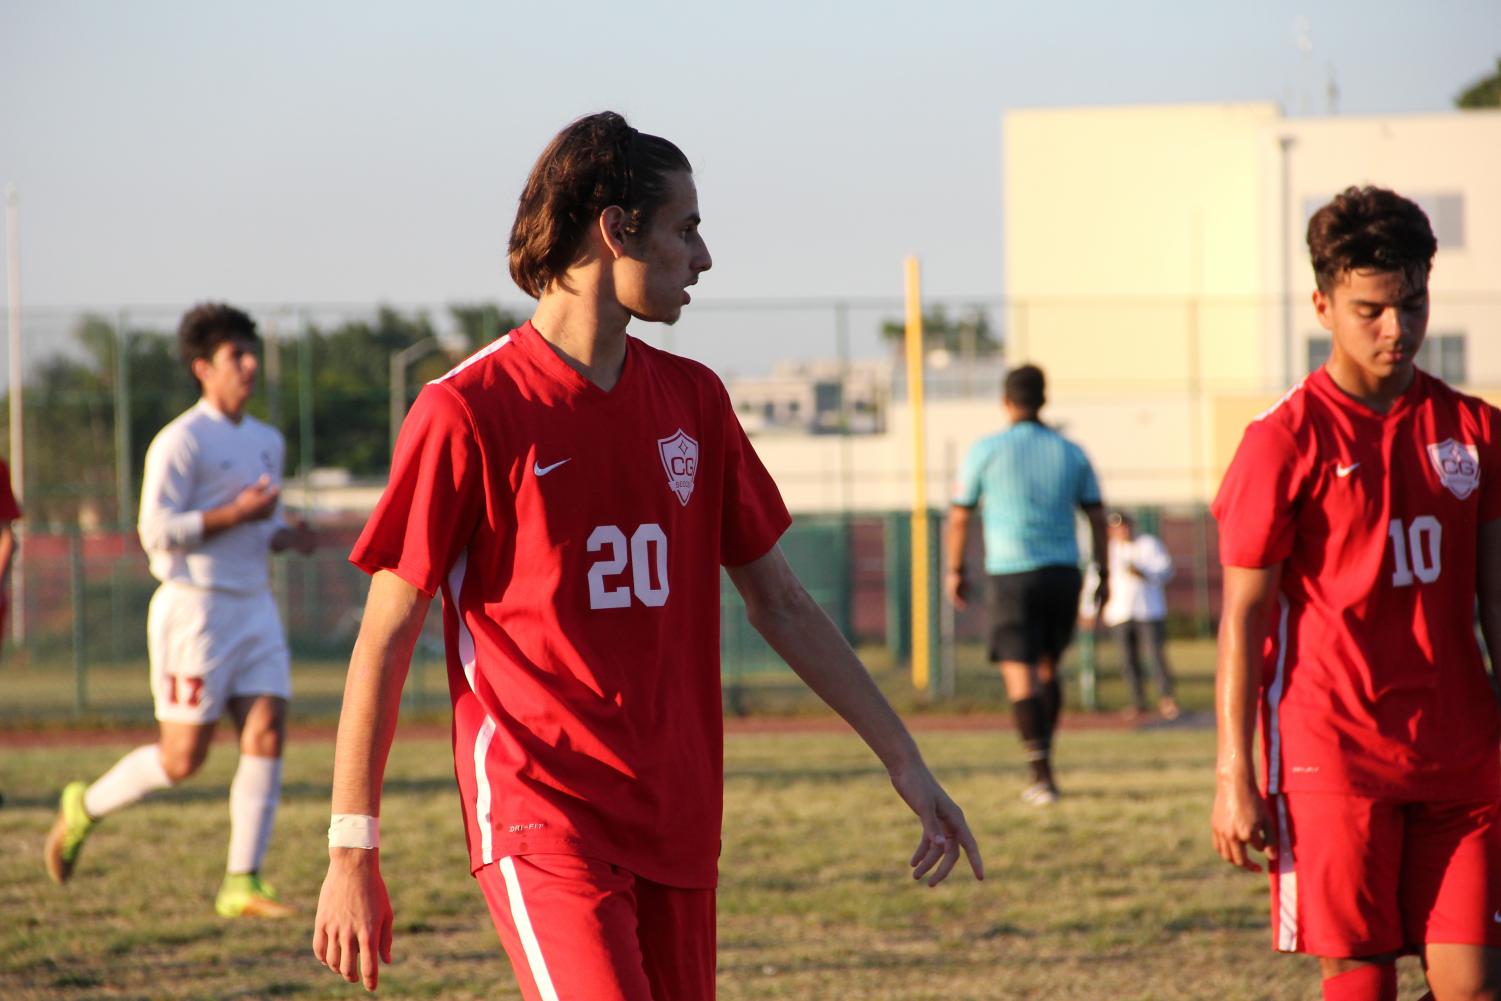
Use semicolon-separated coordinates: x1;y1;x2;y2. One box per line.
329;814;380;850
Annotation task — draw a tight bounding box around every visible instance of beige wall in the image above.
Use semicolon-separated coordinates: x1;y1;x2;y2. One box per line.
1003;104;1501;507
1276;111;1501;386
1004;103;1281;397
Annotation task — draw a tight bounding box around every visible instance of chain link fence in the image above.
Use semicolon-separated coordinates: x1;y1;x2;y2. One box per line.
1;293;1495;721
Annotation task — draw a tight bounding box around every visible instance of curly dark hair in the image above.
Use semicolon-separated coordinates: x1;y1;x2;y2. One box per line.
508;111;693;299
1306;186;1437;294
177;302;258;385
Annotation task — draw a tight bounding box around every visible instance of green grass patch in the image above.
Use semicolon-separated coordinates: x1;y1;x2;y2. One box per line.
1;636;1221;728
0;725;1439;999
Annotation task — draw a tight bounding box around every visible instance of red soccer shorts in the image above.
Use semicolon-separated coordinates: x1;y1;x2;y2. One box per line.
1268;791;1501;957
476;854;716;1001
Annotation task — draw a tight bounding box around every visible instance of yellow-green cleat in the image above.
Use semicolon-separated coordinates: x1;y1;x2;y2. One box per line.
43;781;95;884
215;872;296;919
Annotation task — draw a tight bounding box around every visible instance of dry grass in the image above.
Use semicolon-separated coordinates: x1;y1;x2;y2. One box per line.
0;721;1438;1000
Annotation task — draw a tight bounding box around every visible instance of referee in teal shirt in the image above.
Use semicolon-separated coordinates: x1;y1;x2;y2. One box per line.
945;365;1108;805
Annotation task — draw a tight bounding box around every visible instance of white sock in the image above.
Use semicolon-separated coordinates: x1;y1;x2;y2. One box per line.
226;755;282;875
83;744;173;819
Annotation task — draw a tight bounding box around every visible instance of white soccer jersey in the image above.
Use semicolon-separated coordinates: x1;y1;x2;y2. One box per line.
138;400;286;594
1101;534;1173;627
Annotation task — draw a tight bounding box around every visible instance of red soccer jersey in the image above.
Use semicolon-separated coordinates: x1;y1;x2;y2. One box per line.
352;322;790;888
1213;367;1501;801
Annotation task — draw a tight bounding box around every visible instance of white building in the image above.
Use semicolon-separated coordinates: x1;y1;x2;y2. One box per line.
744;104;1501;513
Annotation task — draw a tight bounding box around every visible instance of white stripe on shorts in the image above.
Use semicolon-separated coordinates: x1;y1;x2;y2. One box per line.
1275;795;1298;952
1265;595;1291;795
499;856;561;1001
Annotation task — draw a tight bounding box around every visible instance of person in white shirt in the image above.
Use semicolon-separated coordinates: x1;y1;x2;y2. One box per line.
1094;511;1179;721
44;303;317;918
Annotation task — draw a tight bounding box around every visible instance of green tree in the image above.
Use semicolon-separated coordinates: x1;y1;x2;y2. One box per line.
1456;57;1501;108
449;303;527;353
287;306;443;476
9;315;196;528
880;305;1001;357
6;303;535;527
24;333;116;528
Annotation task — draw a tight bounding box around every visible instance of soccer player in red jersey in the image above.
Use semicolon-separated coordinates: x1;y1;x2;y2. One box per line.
311;112;983;998
1211;186;1501;1001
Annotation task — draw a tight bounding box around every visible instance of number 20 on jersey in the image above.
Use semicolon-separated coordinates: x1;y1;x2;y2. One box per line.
587;523;670;609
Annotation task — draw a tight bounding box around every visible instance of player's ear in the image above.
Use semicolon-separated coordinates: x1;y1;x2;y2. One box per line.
1312;288;1335;332
598;206;630;260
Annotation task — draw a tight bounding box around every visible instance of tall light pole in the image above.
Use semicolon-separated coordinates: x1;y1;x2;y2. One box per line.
904;256;931;695
389;337;442;459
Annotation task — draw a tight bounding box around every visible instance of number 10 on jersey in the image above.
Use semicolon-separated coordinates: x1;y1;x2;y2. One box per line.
587;523;670;609
1388;516;1441;587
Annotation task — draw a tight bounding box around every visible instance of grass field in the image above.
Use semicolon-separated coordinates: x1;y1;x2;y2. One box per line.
1;633;1218;727
0;722;1439;1000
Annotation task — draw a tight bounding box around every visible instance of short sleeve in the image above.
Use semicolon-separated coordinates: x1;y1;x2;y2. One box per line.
952;441;985;508
350;383;484;596
1212;419;1304;568
717;384;791;567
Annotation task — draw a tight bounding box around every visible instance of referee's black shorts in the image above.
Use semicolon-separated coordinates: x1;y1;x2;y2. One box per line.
985;565;1084;665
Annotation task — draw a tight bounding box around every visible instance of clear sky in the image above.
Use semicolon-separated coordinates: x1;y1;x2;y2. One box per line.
2;0;1498;311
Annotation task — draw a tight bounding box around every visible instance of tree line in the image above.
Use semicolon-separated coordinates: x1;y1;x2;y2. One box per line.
10;304;524;530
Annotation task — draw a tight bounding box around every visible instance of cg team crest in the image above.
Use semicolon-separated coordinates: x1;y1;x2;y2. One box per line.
658;429;699;506
1426;438;1480;500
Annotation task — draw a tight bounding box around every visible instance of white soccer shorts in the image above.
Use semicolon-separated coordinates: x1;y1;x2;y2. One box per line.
147;582;291;724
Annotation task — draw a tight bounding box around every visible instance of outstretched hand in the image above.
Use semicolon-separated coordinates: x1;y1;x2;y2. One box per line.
890;765;984;887
313;850;393;992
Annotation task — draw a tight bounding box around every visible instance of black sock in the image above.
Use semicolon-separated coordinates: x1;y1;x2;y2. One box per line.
1013;697;1052;784
1041;678;1062;734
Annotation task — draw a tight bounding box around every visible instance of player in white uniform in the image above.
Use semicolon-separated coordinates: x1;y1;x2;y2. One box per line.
44;303;317;918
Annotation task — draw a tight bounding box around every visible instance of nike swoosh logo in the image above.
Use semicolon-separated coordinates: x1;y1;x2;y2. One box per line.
533;458;570;477
1336;463;1360;477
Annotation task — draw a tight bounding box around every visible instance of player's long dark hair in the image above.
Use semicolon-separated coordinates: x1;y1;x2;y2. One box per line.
1306;186;1437;294
508;111;692;299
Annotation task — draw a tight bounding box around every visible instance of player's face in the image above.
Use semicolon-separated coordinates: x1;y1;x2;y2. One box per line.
615;171;712;325
1314;267;1429;392
194;337;259;418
